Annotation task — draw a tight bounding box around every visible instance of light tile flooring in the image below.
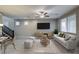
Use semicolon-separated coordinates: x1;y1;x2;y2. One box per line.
0;37;74;54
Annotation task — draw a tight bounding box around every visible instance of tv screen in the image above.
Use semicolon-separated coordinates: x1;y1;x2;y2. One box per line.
37;23;50;29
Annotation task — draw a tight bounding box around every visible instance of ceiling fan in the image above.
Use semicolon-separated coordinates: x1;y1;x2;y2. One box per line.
35;10;49;18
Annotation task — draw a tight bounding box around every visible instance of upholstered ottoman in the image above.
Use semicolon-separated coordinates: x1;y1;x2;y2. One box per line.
24;39;33;49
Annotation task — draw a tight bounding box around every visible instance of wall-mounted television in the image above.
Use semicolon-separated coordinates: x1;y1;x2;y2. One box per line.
37;23;50;29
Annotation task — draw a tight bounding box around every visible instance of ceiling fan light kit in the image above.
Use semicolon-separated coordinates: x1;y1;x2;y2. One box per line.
35;10;50;18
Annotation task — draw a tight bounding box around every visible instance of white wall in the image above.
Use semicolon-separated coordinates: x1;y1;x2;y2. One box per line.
14;19;56;38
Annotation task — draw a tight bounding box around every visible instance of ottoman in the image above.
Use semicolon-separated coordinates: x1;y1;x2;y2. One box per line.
24;39;33;49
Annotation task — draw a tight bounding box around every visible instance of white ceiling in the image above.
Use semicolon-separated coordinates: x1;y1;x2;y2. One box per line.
0;5;78;19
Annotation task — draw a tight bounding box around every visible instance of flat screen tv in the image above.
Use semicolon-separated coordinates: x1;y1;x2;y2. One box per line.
37;23;50;29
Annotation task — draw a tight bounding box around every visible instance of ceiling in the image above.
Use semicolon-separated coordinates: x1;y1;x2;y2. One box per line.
0;5;78;19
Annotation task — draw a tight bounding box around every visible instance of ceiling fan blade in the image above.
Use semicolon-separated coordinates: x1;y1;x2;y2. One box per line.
40;11;44;14
44;12;48;15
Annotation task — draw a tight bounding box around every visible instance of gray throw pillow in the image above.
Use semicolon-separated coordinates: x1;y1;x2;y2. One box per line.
64;36;71;41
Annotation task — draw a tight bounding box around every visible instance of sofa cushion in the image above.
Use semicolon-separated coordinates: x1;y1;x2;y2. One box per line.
65;34;76;40
58;32;65;38
64;36;71;41
69;35;76;41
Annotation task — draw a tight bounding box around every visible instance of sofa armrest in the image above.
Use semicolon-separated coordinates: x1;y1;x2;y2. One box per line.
66;37;76;49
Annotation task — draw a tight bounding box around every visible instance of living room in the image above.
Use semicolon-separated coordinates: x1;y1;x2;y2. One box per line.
0;5;79;54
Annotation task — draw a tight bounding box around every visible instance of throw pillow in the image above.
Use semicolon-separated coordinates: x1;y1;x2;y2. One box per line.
64;36;71;41
58;32;63;37
62;34;65;38
58;32;64;37
59;34;63;37
58;32;61;36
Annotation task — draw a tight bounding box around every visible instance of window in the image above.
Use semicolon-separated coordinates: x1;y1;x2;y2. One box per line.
24;21;28;25
60;18;67;32
67;14;76;33
60;14;76;33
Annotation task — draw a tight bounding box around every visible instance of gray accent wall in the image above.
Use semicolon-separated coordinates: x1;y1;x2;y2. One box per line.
14;19;56;38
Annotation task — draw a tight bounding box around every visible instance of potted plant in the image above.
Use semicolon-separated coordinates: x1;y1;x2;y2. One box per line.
53;29;58;34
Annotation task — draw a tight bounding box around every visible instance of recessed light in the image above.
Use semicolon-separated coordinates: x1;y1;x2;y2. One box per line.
24;21;28;25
